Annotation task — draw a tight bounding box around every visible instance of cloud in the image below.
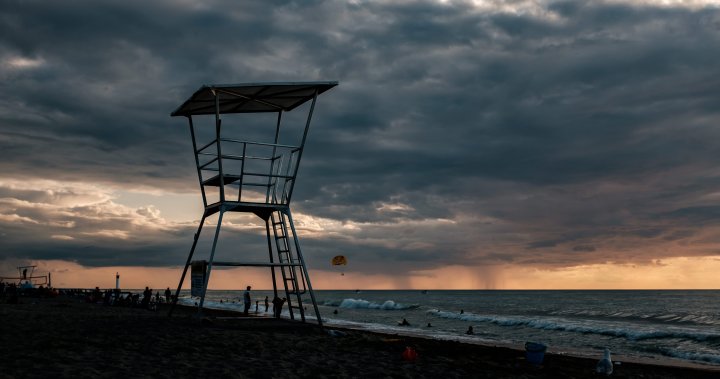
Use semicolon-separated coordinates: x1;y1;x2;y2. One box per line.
1;1;720;286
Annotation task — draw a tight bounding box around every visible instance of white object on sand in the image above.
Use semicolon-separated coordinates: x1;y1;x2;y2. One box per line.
596;348;614;376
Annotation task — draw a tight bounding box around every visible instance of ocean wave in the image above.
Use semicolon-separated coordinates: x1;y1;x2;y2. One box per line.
644;347;720;365
428;310;720;343
549;309;720;326
325;298;418;310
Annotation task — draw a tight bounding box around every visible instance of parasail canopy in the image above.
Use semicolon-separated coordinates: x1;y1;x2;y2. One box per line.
331;255;347;266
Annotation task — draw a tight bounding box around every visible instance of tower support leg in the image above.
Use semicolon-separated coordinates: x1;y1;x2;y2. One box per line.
169;214;207;317
198;210;225;313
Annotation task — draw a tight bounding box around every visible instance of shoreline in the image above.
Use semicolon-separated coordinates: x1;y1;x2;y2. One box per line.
190;299;720;373
2;295;719;378
325;320;720;373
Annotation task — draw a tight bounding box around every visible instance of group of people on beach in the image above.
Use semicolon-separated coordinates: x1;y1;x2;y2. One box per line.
240;285;287;318
1;280;58;303
0;281;19;304
60;284;291;320
69;285;177;311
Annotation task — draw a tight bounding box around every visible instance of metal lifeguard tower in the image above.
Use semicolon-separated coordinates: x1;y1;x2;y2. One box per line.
169;81;337;326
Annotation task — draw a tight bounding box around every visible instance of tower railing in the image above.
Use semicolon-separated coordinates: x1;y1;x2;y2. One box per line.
195;138;301;206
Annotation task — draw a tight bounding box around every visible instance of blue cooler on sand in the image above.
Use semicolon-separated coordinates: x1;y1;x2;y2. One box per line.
525;342;547;365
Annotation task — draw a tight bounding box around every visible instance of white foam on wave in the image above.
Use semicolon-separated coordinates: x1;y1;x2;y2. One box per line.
327;298;418;310
654;348;720;365
428;309;720;342
177;297;274;315
549;309;720;326
320;316;497;346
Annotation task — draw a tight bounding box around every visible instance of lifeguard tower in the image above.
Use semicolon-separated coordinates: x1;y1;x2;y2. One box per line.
168;82;338;326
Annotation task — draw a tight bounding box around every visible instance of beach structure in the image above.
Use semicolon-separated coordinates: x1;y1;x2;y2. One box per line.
169;82;338;325
0;265;50;288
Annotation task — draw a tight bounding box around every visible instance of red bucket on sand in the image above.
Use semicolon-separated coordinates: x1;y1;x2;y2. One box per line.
402;346;418;362
525;342;547;365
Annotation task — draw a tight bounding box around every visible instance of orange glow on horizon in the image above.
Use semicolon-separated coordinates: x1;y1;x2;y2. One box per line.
5;256;719;290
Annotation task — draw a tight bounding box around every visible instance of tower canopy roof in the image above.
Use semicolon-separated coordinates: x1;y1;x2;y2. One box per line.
171;81;338;117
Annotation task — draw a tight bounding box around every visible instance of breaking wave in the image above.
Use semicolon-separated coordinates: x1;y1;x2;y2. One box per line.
428;309;720;343
324;298;418;310
549;309;720;326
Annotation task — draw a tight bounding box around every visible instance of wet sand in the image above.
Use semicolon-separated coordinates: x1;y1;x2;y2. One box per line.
1;295;718;378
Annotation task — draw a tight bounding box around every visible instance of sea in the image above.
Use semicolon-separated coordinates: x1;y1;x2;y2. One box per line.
177;289;720;368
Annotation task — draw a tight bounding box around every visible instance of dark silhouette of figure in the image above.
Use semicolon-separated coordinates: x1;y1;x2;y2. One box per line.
272;296;286;318
255;300;259;313
243;286;251;316
165;287;171;303
460;309;464;314
399;318;410;326
22;268;27;279
7;283;18;304
89;286;102;303
264;296;269;312
141;286;152;309
427;322;432;327
333;309;338;315
466;326;474;335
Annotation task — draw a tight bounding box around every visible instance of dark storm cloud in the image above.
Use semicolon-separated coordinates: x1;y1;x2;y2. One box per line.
1;0;720;275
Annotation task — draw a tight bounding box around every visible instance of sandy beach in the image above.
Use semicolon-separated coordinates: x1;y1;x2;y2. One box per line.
1;294;719;379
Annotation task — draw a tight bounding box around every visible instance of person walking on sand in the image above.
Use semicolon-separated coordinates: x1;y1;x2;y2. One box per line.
243;286;252;316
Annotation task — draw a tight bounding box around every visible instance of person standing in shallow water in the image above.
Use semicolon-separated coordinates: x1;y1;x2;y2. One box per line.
243;286;251;316
272;296;286;318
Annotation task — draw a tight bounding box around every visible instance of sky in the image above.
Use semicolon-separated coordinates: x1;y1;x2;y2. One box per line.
1;0;720;290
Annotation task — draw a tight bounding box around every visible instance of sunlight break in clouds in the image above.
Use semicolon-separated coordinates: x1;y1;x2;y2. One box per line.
0;178;190;264
5;56;45;69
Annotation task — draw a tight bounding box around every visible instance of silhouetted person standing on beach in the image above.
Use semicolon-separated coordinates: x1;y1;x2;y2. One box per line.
243;286;251;316
141;287;152;309
164;287;171;303
264;296;269;312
